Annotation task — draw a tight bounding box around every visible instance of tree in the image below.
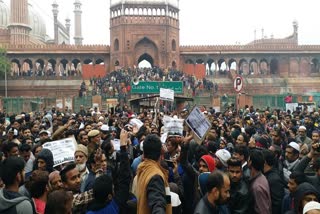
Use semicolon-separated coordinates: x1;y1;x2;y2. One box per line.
0;48;9;78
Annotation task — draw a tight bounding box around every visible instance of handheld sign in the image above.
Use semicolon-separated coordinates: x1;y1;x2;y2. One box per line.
234;75;243;92
160;88;174;102
43;137;77;167
185;106;212;142
162;115;184;136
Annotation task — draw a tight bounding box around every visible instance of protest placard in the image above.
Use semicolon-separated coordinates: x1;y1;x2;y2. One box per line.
185;106;211;142
162;115;184;136
43;136;77;167
160;88;174;101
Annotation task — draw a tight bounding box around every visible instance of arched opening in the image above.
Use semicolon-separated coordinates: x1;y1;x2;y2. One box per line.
185;59;194;64
270;58;279;74
48;59;56;76
71;59;81;76
114;39;119;51
196;59;205;64
84;59;93;65
35;59;45;76
218;59;227;75
95;59;105;65
260;59;268;75
138;53;153;68
206;59;215;76
134;37;158;67
172;39;176;51
311;58;319;73
60;59;68;76
172;61;177;69
115;60;120;66
11;59;20;76
23;59;32;76
239;59;248;75
228;59;237;71
249;59;258;75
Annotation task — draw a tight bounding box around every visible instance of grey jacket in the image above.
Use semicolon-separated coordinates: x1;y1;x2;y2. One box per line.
0;189;33;214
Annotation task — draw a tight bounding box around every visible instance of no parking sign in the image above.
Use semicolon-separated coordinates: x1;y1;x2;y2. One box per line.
234;75;243;92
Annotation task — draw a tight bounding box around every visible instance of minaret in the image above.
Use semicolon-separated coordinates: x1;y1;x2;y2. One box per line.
293;20;298;44
8;0;32;45
74;0;83;45
52;0;59;44
65;17;71;43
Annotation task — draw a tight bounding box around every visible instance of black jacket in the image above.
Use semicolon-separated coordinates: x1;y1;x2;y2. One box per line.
294;155;320;189
87;145;131;214
264;167;285;214
285;182;320;214
194;194;230;214
229;179;251;214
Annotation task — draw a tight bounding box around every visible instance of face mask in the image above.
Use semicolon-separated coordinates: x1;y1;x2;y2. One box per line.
76;163;86;172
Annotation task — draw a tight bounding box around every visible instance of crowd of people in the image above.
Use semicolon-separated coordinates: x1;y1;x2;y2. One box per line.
81;67;218;98
0;103;320;214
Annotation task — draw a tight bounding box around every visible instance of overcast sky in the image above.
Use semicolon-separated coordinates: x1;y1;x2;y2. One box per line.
3;0;320;45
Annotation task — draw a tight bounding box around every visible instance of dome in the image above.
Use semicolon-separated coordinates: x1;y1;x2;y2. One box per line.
28;3;46;42
0;0;9;29
111;0;179;8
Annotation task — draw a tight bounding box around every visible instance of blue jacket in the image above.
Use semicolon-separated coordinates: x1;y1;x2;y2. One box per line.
86;200;118;214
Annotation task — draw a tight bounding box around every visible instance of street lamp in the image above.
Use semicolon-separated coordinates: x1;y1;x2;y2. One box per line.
4;56;7;98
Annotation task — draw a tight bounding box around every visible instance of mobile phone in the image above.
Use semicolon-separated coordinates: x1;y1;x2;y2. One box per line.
165;159;174;168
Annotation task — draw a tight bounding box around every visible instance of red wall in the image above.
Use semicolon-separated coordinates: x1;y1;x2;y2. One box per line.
82;64;106;79
183;64;206;79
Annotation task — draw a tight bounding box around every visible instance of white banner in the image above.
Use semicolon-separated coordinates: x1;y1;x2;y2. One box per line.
185;106;212;141
42;137;77;167
160;88;174;101
162;115;184;136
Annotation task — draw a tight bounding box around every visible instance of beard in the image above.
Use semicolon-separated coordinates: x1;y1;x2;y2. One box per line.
76;163;86;172
215;191;229;206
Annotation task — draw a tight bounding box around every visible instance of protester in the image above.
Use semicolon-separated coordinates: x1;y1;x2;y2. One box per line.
2;95;320;214
249;149;272;214
136;134;171;213
194;170;230;214
45;190;73;214
0;156;34;213
227;158;251;213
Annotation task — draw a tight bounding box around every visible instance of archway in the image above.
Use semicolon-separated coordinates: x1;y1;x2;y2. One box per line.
138;53;153;68
134;37;158;67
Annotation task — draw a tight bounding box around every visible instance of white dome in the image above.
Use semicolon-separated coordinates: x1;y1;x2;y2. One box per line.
0;0;9;29
111;0;179;8
28;3;46;42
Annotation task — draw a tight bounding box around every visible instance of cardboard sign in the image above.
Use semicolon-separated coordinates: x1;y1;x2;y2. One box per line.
160;88;174;101
43;137;77;167
185;106;211;141
129;118;144;130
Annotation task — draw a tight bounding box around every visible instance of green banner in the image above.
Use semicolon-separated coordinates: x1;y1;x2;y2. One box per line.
131;81;183;94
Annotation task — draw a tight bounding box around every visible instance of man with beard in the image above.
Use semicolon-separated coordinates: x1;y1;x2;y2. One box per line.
296;126;312;156
74;144;89;192
0;156;34;213
227;158;251;214
194;171;230;214
303;115;316;138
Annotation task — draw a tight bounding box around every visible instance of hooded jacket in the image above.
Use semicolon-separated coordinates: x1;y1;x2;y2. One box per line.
35;148;54;173
291;182;319;214
43;114;53;133
0;189;34;214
